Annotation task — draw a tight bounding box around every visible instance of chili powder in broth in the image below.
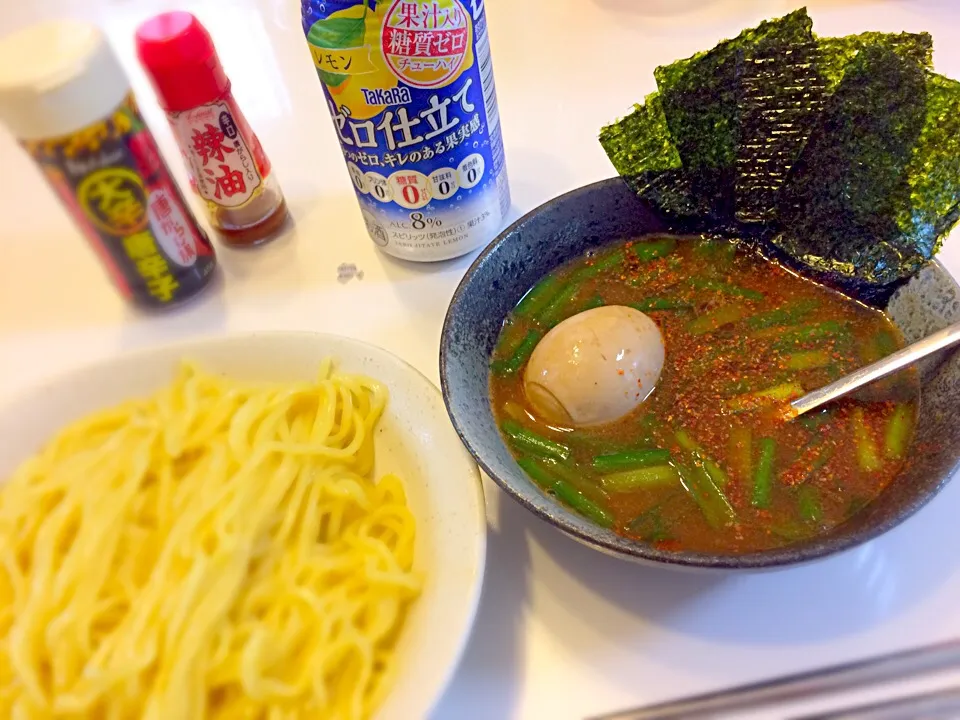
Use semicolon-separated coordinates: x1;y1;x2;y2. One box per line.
490;236;918;555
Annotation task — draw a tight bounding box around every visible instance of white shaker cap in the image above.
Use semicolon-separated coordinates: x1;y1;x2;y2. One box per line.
0;20;131;141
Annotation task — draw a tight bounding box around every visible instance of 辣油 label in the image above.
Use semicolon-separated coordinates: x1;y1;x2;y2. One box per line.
169;98;270;210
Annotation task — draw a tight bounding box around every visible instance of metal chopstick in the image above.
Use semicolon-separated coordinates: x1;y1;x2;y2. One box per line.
587;640;960;720
789;686;960;720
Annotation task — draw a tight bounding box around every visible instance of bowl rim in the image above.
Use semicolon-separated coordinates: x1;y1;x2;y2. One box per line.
0;330;488;716
440;177;960;570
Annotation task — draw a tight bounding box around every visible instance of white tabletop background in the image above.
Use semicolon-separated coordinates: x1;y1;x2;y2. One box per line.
3;1;960;718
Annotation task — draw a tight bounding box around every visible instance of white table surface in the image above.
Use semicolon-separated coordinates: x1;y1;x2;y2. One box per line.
3;1;960;718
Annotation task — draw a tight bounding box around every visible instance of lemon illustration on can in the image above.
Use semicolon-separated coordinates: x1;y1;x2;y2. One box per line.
307;1;398;120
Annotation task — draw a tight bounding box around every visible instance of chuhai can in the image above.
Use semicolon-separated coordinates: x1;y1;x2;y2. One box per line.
303;0;510;261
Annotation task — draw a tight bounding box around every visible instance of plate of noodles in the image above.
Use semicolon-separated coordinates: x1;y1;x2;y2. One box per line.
0;332;485;719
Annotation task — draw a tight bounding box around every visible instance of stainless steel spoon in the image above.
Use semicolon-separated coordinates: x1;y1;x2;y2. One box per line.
790;321;960;417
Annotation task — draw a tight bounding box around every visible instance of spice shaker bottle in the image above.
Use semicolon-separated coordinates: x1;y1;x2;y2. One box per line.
136;12;288;246
0;20;217;308
302;0;510;261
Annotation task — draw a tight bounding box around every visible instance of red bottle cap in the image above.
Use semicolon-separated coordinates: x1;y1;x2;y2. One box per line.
135;12;229;113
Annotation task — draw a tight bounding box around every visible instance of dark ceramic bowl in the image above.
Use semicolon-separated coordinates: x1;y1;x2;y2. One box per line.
440;178;960;570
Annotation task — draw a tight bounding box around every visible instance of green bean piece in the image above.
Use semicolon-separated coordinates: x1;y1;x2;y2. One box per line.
492;320;523;357
752;438;776;508
515;275;560;317
592;448;671;473
517;457;613;527
729;382;804;412
859;328;899;365
746;300;818;330
687;305;747;336
689;277;764;301
852;408;881;473
771;320;851;348
747;309;792;331
631;237;677;261
675;430;730;487
631;298;694;312
515;456;555;487
699;457;734;499
501;420;570;461
538;283;582;327
770;521;809;542
675;429;697;452
876;329;898;356
628;502;675;543
693;238;718;256
543;458;587;484
538;252;623;326
798;486;823;524
628;492;684;541
786;350;834;371
676;461;737;529
490;330;543;375
723;378;756;396
602;465;680;492
572;250;626;282
833;333;857;357
718;241;738;260
759;382;805;401
884;404;913;459
542;459;611;506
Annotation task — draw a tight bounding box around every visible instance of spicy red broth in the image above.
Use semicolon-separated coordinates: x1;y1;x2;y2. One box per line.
489;236;917;554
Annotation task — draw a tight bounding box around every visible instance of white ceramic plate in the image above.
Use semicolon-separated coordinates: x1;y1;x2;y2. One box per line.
0;332;486;720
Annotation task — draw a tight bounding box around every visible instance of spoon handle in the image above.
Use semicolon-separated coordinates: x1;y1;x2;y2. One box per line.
790;321;960;417
588;639;960;720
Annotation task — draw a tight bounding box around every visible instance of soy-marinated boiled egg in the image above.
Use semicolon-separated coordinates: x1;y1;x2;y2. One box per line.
523;305;665;427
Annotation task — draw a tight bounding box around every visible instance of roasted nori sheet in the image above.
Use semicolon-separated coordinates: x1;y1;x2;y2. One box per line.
732;30;932;225
599;94;705;218
599;93;680;178
775;44;928;285
734;38;824;224
599;9;959;292
818;31;932;94
653;8;814;221
896;72;960;264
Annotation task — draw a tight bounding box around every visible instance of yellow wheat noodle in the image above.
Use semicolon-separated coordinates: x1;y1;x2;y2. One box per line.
0;361;421;719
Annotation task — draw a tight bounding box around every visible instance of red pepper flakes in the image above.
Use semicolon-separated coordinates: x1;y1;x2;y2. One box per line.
489;235;917;555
